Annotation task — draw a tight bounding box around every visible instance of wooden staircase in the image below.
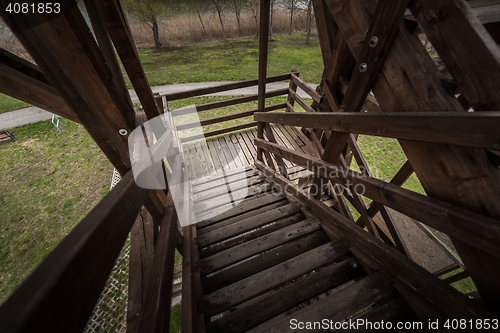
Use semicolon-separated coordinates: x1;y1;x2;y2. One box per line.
188;167;420;332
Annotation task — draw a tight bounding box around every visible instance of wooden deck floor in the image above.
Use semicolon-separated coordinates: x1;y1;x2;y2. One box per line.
182;124;311;181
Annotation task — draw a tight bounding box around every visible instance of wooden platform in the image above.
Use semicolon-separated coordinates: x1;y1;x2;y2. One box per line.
182;125;311;180
186;169;420;332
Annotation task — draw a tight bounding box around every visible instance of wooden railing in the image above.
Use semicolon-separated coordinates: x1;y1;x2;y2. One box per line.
158;73;298;143
252;64;500;320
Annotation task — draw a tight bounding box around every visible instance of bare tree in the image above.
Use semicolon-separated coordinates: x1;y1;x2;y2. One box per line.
212;0;227;39
231;0;244;36
192;0;208;36
270;0;275;41
247;0;259;35
289;0;295;34
123;0;167;47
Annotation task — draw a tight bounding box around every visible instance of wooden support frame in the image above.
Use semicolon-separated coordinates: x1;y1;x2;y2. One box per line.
255;160;498;322
254;138;500;257
254;111;500;150
325;0;500;312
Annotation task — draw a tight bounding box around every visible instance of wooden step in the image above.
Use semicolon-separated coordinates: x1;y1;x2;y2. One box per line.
197;203;302;248
197;218;321;275
206;257;364;333
199;238;350;316
193;174;264;203
194;182;273;215
202;231;330;294
191;165;256;187
197;199;288;236
248;271;395;333
196;192;285;229
199;213;305;259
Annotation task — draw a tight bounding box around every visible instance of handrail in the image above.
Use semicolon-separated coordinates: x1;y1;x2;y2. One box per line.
163;73;291;101
0;170;148;333
254;111;500;150
255;160;499;323
253;138;500;257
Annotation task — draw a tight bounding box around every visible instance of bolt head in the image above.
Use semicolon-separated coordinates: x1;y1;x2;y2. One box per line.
359;63;368;73
369;36;379;48
119;129;128;136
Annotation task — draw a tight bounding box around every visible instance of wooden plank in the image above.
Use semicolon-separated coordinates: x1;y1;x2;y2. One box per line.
311;0;336;66
196;192;285;228
165;73;291;101
255;161;499;322
255;139;500;257
199;239;350;316
195;182;273;215
193;168;259;193
138;194;177;333
214;136;236;170
202;231;330;294
197;199;288;236
197;202;302;247
199;213;305;259
127;208;156;333
288;88;316;113
0;170;147;333
223;134;245;169
181;225;205;333
171;94;286;119
232;132;252;165
199;140;216;175
340;0;410;112
194;175;264;204
0;50;79;123
255;111;500;150
248;271;394;333
181;122;258;143
290;73;322;103
197;218;320;275
207;257;363;333
409;0;500;111
206;139;223;172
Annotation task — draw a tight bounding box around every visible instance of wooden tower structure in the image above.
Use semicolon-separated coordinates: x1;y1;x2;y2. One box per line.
0;0;500;332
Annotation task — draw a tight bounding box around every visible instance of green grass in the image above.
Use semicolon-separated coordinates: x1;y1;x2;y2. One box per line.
132;34;322;87
0;94;30;114
0;120;112;303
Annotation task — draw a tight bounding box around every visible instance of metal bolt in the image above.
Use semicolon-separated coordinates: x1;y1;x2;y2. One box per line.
369;36;378;48
359;63;368;73
119;129;128;136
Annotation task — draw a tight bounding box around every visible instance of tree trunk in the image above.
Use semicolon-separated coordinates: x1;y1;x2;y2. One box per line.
212;0;227;39
233;0;242;36
270;0;274;41
152;19;161;47
305;0;312;44
194;1;208;36
289;0;294;35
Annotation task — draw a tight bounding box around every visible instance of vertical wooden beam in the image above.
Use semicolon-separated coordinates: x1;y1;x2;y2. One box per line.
258;0;271;113
312;0;336;66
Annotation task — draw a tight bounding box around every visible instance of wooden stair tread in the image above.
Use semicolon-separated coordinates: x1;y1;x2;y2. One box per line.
197;218;320;275
197;202;303;248
196;192;285;229
197;199;288;236
194;182;273;215
206;257;364;333
202;231;330;294
199;213;305;259
199;238;351;316
193;174;265;204
248;270;395;333
191;165;256;187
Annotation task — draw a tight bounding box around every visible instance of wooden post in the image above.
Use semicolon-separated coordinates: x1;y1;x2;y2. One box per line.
258;0;271;113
